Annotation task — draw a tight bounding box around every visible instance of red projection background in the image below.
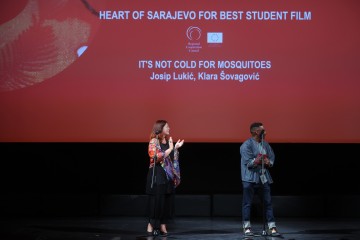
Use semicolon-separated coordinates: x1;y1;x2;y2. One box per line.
1;0;360;143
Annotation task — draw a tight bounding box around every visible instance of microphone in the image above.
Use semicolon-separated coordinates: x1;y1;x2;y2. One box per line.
259;130;265;138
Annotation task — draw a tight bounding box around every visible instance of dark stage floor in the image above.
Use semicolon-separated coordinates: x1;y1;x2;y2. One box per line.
0;216;359;240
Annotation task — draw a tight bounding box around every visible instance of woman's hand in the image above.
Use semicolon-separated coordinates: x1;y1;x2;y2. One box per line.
175;139;184;149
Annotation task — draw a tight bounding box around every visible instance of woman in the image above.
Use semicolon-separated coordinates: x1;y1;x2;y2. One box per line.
146;120;184;236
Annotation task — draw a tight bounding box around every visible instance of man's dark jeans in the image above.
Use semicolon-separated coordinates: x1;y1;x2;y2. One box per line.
242;181;276;229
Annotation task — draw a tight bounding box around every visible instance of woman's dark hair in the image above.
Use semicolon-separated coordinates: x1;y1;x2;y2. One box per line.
150;120;169;140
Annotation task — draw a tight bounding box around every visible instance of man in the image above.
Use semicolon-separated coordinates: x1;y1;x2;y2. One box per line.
240;122;280;236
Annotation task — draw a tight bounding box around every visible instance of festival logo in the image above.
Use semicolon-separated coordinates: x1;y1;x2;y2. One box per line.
186;26;202;53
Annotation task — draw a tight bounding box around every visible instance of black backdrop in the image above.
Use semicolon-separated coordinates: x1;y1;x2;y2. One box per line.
1;142;359;196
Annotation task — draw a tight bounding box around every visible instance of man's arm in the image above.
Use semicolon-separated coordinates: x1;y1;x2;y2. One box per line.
240;141;258;169
264;143;275;167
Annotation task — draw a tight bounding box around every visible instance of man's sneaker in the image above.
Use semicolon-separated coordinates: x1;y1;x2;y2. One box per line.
269;227;281;236
244;227;254;236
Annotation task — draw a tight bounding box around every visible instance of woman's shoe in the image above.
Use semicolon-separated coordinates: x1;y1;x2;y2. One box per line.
147;223;154;236
160;231;168;237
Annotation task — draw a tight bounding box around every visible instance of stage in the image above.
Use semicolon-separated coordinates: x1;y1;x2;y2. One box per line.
1;0;360;239
1;216;359;240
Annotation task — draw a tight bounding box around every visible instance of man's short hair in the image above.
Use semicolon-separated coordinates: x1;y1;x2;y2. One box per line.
250;122;263;133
